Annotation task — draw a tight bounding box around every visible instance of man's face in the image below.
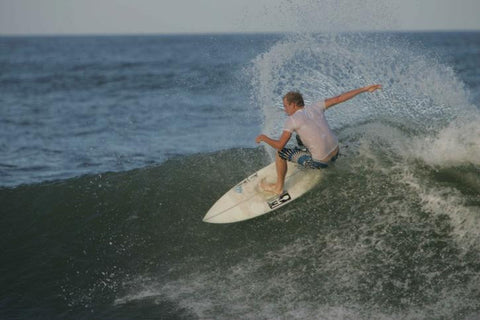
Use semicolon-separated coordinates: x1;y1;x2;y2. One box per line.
283;98;296;115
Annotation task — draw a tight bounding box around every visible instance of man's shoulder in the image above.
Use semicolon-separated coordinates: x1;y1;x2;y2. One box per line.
306;100;326;111
290;108;305;119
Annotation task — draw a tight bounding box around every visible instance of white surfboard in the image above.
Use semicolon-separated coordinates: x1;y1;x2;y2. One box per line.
203;161;322;223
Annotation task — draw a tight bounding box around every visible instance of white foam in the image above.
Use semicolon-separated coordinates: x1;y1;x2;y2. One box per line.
400;170;480;248
114;235;480;319
349;121;480;248
409;115;480;167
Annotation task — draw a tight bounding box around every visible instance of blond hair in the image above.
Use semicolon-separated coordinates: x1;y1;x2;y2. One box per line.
283;91;305;107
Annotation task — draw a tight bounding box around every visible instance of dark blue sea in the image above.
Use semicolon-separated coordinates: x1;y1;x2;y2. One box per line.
1;31;479;319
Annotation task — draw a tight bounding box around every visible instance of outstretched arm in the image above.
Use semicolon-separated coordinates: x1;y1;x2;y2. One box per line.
324;84;382;109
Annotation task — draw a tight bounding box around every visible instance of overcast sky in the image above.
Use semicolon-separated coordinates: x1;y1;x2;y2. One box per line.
1;0;479;35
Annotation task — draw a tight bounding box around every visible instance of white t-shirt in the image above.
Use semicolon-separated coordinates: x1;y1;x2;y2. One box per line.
283;100;338;161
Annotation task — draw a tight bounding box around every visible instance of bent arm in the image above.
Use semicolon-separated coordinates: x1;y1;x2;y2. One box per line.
256;130;292;150
324;84;381;109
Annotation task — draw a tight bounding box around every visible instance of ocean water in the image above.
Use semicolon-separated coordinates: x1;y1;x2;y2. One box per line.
1;31;479;319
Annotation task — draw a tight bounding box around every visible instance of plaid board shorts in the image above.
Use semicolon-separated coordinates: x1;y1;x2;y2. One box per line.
278;147;338;169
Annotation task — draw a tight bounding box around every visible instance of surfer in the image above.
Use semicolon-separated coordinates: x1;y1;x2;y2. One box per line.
256;84;382;195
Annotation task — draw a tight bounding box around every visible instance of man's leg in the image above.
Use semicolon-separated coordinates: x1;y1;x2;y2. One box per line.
274;152;287;191
260;152;287;195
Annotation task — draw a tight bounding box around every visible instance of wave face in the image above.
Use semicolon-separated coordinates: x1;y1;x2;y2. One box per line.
1;141;479;319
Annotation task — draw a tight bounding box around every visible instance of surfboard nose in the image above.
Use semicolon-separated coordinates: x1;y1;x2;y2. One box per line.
203;205;244;224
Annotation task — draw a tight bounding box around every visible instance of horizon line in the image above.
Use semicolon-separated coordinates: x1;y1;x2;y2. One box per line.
1;28;480;37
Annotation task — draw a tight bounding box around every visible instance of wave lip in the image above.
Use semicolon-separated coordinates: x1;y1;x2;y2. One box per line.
409;115;480;167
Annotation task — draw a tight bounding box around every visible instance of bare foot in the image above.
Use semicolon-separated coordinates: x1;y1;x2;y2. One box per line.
259;178;284;195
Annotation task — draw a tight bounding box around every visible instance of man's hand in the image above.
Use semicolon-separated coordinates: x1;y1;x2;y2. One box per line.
365;84;382;92
255;134;267;144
